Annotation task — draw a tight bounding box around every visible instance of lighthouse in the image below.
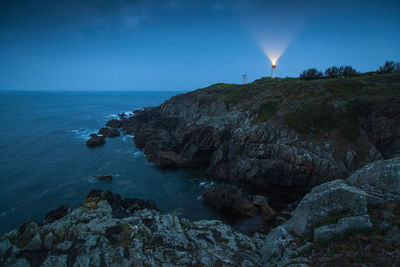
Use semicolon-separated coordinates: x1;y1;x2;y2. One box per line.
271;63;277;78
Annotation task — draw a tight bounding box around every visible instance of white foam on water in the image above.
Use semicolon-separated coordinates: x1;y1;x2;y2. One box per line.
133;151;144;158
69;128;99;141
121;135;134;141
40;181;75;196
199;181;214;188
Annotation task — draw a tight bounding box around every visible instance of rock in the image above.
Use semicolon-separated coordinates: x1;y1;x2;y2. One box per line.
43;204;70;224
106;119;122;128
86;134;105;147
98;127;120;138
313;215;373;243
347;158;400;199
24;234;42;251
85;189;158;218
252;195;269;207
42;232;54;250
202;183;258;217
94;175;113;182
286;179;381;236
260;205;276;221
0;191;265;266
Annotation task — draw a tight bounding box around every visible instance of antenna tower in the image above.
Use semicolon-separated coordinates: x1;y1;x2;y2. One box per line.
242;71;247;84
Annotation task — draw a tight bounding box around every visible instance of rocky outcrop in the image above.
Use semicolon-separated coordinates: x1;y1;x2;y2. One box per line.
93;175;113;182
111;75;400;189
106;119;122;128
202;183;259;217
202;183;276;221
0;191;265;266
86;134;105;147
98;127;120;138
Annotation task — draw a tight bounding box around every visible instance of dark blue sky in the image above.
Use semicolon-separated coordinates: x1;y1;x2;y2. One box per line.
1;0;399;91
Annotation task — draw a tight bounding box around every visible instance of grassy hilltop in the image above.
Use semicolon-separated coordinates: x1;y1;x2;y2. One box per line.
189;72;400;142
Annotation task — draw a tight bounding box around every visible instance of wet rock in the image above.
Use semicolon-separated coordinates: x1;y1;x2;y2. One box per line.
43;204;70;224
98;127;120;138
86;134;105;147
94;175;113;182
202;183;258;217
106;119;122;128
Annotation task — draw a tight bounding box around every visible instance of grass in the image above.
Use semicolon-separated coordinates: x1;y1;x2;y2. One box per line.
252;102;279;124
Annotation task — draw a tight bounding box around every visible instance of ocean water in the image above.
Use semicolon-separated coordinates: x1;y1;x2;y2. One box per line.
0;91;222;234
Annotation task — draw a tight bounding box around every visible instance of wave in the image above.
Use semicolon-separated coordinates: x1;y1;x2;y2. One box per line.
39;181;75;197
69;128;99;141
0;207;16;218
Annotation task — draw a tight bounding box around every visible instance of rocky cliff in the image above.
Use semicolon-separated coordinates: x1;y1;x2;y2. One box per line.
1;158;399;266
119;73;400;188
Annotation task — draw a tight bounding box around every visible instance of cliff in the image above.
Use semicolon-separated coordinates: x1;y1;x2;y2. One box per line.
121;73;400;188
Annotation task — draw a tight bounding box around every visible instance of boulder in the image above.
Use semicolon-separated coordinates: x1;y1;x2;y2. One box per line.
94;175;113;182
98;127;120;138
313;214;373;243
106;119;122;128
287;179;381;236
347;158;400;198
202;183;258;217
86;134;105;147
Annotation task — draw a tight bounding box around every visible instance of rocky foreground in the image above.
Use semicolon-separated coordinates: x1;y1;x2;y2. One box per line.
1;158;399;266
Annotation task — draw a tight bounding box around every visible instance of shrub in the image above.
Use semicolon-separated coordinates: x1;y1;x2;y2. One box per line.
325;66;341;78
341;66;359;77
300;68;324;80
378;61;396;73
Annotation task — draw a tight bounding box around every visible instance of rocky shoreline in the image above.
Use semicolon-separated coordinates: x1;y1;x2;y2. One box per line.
1;158;399;266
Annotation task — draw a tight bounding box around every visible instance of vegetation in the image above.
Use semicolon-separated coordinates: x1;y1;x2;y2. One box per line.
252;102;278;124
299;68;324;80
378;60;400;73
301;66;359;80
195;65;399;142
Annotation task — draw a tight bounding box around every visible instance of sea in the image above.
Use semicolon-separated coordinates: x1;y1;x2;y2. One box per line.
0;91;223;234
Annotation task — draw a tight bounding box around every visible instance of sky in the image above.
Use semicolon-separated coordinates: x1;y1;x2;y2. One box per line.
0;0;399;91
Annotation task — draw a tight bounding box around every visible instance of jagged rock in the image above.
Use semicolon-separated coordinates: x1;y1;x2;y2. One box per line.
98;127;120;138
85;189;158;218
106;119;122;128
86;134;105;147
348;158;400;199
202;183;258;217
0;192;265;266
94;175;113;182
43;204;70;224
